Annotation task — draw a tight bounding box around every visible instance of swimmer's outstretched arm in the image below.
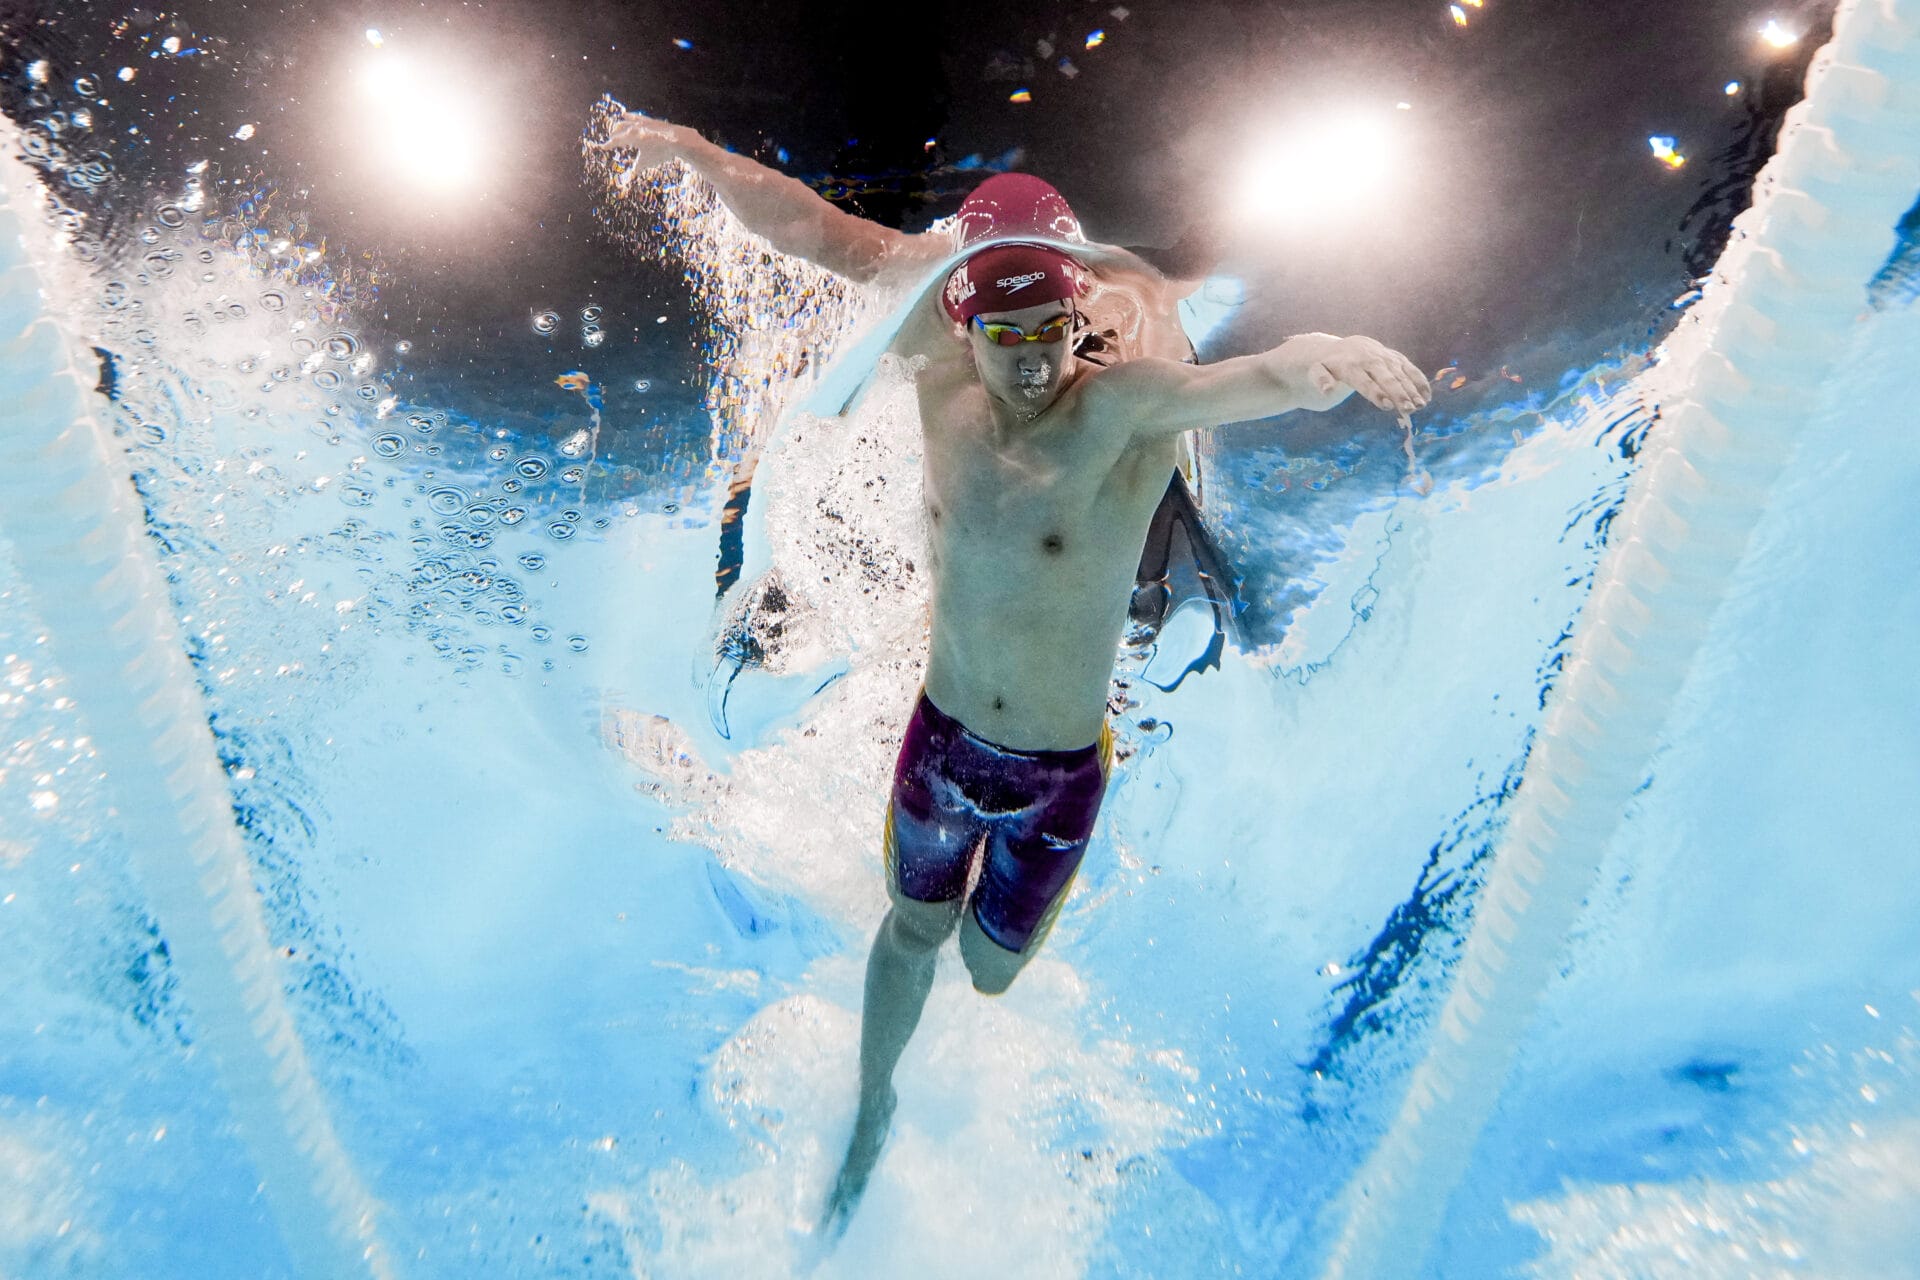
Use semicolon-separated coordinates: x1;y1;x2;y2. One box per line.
590;111;950;285
1082;333;1431;438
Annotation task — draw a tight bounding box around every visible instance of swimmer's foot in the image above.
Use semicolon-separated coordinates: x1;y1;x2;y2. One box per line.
819;1086;897;1243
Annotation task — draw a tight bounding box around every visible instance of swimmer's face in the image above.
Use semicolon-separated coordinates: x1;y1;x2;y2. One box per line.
965;301;1076;415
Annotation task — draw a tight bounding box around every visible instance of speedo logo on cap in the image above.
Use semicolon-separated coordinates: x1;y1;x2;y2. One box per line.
996;271;1049;293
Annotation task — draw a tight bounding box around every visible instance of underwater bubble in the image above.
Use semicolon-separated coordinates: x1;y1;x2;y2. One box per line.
500;652;526;677
101;280;128;308
313;369;342;391
518;553;546;571
371;433;405;457
662;501;678;514
582;305;603;322
514;456;549;480
560;466;584;485
533;310;560;335
338;484;375;508
592;516;611;530
500;606;527;625
155;204;186;229
407;414;436;434
426;486;468;515
259;290;286;311
75;73;101;96
634;379;651;392
560;509;581;522
531;625;553;642
395;340;411;354
442;524;494;549
501;478;523;494
567;635;589;652
500;507;527;525
324;333;358;360
488;446;509;461
583;329;606;348
464;504;497;527
547;521;576;540
355;383;380;401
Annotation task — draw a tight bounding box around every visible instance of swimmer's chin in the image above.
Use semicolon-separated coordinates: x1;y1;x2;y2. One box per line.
989;383;1064;417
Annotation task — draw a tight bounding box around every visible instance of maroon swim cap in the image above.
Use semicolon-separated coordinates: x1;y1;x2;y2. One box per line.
941;242;1083;323
952;173;1086;250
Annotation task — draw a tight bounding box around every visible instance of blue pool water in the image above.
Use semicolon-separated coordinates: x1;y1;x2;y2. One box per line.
4;9;1920;1279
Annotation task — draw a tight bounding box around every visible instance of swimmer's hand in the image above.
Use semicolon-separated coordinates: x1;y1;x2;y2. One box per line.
1307;336;1432;416
590;110;687;169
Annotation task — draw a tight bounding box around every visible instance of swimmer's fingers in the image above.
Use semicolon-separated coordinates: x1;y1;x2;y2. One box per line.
1390;350;1432;410
1326;337;1429;414
1346;365;1405;413
1369;347;1429;413
1359;356;1426;414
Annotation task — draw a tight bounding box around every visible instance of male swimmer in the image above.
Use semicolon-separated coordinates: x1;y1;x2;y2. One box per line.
592;112;1431;1236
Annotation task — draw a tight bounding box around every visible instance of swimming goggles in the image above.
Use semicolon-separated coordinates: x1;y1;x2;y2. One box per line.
971;313;1075;346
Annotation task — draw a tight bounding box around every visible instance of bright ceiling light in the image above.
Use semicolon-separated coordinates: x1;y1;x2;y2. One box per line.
351;45;490;196
1759;18;1800;49
1233;108;1403;231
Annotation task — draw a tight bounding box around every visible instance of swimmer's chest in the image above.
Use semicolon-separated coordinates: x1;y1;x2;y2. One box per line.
914;374;1172;575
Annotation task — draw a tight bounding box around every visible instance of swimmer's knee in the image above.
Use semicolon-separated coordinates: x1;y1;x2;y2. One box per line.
959;908;1030;996
886;893;960;950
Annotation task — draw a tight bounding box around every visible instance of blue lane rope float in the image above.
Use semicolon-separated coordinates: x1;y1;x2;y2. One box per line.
1320;4;1920;1277
0;138;396;1279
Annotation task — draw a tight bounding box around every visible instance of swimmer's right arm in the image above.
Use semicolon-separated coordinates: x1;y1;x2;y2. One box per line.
1083;334;1431;437
592;111;949;285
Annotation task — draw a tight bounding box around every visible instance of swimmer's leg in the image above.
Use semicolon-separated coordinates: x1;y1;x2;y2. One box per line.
823;801;974;1240
961;729;1111;996
823;896;960;1239
959;833;1084;995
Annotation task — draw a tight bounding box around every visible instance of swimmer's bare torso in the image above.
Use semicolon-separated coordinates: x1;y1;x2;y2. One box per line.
886;265;1194;751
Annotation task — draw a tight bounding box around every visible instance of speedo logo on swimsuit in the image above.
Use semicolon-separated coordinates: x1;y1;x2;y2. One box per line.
996;271;1049;293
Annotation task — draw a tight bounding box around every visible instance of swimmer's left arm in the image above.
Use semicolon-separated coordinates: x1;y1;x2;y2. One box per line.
1087;333;1430;438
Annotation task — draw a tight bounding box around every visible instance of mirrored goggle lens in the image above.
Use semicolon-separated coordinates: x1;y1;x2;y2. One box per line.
979;316;1072;346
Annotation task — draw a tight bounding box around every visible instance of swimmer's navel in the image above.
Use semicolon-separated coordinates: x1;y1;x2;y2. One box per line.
1041;532;1065;555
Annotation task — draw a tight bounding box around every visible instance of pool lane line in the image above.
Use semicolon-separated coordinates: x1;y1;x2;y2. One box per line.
0;136;399;1279
1319;3;1920;1277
